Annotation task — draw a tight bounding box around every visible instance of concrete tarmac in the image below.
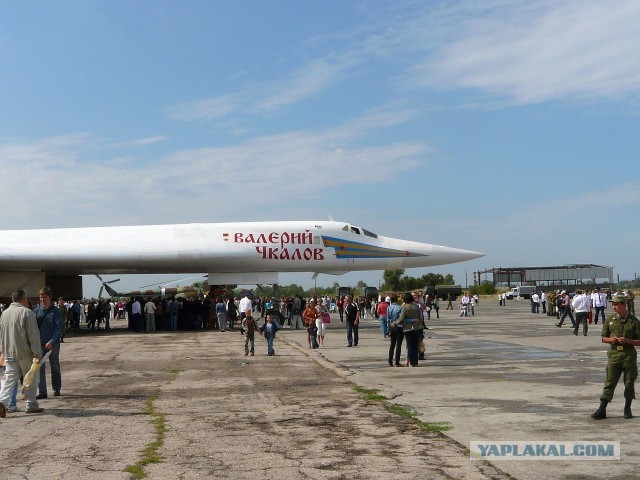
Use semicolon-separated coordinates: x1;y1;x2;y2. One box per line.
286;300;635;480
0;299;634;480
0;315;507;480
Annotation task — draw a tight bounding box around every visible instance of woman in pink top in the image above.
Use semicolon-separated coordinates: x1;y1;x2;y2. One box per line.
377;296;390;338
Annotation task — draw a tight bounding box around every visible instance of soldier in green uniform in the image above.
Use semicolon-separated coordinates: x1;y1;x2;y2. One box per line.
547;291;557;317
591;293;640;420
627;290;636;316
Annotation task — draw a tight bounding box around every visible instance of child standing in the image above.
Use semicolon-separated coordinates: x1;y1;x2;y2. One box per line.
260;314;279;356
242;309;258;356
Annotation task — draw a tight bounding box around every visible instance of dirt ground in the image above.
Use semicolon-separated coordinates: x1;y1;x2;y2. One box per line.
0;322;511;480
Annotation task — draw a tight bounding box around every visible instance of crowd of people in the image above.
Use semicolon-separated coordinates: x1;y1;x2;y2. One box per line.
497;286;636;338
289;290;445;368
190;290;457;366
3;282;638;421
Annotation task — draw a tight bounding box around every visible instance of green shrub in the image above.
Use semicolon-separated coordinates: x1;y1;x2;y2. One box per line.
469;281;496;296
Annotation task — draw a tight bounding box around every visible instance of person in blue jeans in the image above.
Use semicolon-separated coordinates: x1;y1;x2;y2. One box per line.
1;373;24;414
0;358;19;412
260;315;279;356
387;295;403;367
377;297;390;338
34;286;63;399
6;383;18;413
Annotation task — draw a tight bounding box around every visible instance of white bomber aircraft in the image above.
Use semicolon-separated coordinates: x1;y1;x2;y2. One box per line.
0;220;483;298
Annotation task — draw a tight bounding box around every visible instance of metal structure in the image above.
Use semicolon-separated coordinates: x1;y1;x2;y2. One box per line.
476;264;614;288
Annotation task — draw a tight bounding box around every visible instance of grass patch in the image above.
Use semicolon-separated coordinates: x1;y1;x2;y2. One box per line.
352;385;452;433
124;395;166;479
385;403;451;432
418;422;452;432
384;402;418;419
353;385;387;401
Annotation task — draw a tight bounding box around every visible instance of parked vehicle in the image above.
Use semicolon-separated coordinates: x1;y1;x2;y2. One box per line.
364;286;379;301
425;285;463;302
504;285;536;300
336;286;352;298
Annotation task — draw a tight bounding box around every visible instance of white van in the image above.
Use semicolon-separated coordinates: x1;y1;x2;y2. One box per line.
504;286;536;300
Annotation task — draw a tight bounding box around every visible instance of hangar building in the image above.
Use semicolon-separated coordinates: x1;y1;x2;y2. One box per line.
476;264;614;288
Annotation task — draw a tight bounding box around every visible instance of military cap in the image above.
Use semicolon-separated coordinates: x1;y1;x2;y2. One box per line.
611;293;627;303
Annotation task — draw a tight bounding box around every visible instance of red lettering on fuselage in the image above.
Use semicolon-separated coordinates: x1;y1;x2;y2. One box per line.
253;246;325;261
233;231;313;245
233;230;324;262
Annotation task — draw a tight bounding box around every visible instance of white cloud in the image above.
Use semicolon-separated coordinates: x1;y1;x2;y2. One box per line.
159;108;426;197
252;57;357;113
168;55;361;120
168;95;240;121
404;0;640;105
0;108;428;228
0;133;93;166
109;136;166;148
166;1;640;122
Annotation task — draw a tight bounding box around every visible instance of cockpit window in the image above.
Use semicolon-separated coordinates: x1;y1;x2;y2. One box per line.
343;224;377;238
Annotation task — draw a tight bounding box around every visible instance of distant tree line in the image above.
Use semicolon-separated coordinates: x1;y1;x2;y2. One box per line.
618;278;640;290
380;269;454;293
199;269;460;299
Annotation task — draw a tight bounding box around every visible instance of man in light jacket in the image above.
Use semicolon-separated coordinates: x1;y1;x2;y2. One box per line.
0;289;44;417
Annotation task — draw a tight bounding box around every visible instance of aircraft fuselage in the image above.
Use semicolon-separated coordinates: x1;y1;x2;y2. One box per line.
0;221;483;280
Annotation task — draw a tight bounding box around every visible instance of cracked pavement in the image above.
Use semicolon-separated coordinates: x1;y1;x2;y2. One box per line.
0;317;509;480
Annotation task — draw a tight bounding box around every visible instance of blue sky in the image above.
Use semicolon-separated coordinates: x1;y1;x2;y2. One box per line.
2;1;639;296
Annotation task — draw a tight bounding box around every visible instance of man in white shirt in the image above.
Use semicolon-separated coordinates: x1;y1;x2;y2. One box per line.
461;293;471;317
531;292;540;314
238;293;252;320
540;291;547;314
592;287;607;324
132;297;142;332
571;290;591;336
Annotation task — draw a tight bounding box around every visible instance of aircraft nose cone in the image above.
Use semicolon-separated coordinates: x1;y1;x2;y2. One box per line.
399;242;484;268
455;248;484;262
432;246;484;265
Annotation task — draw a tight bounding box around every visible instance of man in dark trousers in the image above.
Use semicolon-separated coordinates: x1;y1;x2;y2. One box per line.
344;295;360;347
591;293;640;420
34;286;63;399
